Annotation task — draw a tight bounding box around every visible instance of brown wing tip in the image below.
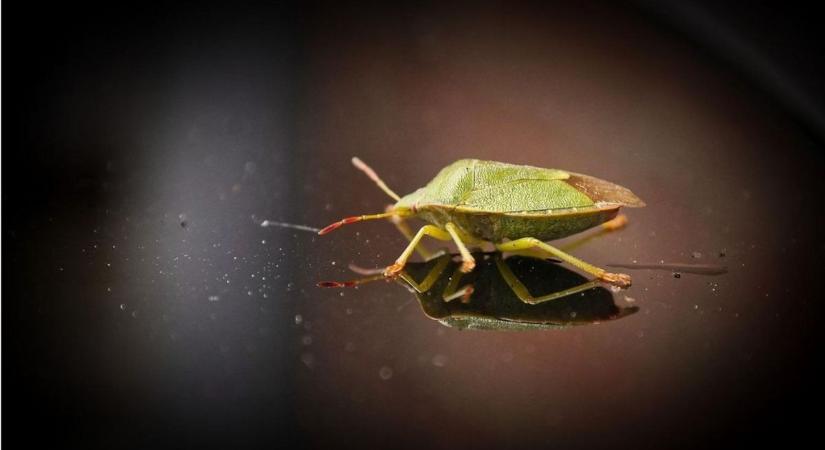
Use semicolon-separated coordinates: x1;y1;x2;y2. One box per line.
567;173;646;208
620;194;646;208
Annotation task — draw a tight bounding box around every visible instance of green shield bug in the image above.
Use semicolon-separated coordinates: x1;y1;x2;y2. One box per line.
319;158;645;287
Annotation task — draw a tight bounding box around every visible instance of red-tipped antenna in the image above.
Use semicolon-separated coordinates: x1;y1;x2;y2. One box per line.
317;212;400;235
318;157;410;235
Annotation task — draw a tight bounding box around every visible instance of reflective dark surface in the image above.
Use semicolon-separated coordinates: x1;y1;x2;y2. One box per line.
4;2;824;449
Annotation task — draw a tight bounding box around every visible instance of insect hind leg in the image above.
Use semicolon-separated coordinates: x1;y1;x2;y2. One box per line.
560;213;629;253
496;238;632;287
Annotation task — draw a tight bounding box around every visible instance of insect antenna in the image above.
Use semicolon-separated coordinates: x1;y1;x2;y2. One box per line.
351;157;401;201
318;211;405;235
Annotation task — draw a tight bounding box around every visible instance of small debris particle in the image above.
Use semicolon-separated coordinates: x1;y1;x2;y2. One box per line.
300;353;315;369
378;366;393;380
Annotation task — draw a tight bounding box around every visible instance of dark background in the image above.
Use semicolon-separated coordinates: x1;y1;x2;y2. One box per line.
4;1;825;449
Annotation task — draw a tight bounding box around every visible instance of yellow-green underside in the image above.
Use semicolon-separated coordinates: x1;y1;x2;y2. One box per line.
416;204;619;242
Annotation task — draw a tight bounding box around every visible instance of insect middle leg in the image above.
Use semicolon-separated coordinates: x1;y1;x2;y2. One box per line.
384;223;478;277
440;264;475;303
444;223;479;273
496;238;632;287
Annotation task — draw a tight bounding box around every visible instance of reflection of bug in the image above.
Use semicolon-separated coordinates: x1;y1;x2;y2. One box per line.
319;158;645;287
398;252;639;330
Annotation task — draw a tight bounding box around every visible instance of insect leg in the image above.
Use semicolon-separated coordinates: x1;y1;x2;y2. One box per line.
397;254;451;294
494;255;599;304
384;225;452;277
504;248;557;260
601;213;629;231
445;223;477;273
387;210;434;260
440;265;474;303
496;238;632;287
560;214;629;253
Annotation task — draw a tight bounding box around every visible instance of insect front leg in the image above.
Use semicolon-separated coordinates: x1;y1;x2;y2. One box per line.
496;238;632;287
397;254;451;294
494;255;599;304
386;206;434;260
385;225;453;277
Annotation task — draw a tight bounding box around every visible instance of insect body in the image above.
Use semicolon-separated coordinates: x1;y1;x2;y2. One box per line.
319;158;645;287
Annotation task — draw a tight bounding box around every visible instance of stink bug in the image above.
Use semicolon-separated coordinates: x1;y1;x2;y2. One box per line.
319;158;645;287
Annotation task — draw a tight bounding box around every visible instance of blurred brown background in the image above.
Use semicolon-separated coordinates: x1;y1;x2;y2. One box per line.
4;1;824;449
